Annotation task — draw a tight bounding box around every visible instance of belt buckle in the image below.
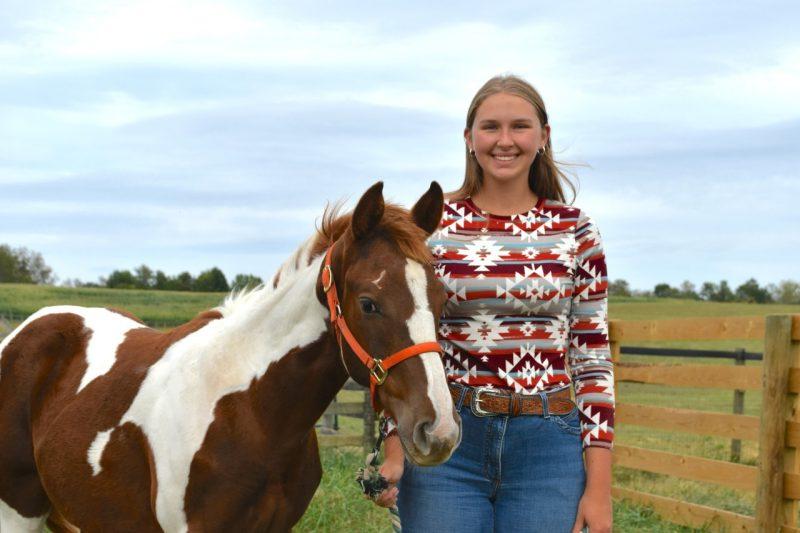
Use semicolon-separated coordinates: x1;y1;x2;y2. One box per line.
471;386;500;417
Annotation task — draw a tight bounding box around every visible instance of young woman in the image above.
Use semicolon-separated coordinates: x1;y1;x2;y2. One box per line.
374;75;614;533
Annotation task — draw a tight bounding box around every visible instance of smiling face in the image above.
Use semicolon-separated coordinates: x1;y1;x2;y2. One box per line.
465;92;550;186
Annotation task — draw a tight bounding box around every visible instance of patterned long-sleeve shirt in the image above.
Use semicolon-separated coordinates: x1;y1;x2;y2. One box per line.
385;198;614;448
429;196;614;449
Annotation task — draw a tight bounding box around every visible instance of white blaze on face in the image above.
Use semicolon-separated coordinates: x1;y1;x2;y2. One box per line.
403;259;457;439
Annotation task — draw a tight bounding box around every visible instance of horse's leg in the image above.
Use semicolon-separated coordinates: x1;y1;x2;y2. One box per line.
0;497;47;532
269;430;323;531
0;331;52;533
0;421;50;532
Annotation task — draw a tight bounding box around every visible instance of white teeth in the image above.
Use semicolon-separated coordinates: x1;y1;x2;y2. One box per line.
494;155;516;161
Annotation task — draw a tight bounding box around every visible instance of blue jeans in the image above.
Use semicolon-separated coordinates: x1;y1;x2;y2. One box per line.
398;388;585;532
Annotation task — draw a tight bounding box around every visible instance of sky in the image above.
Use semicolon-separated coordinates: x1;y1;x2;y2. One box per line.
1;0;798;290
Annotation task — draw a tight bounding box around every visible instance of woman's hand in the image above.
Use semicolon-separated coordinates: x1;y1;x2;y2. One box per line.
371;433;404;508
571;486;612;532
372;456;404;508
572;446;613;532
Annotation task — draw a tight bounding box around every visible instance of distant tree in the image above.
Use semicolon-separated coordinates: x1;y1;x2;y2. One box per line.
195;267;229;292
608;279;631;297
717;280;735;302
700;281;718;301
679;280;699;300
174;271;195;292
154;270;170;290
0;244;54;284
134;264;155;289
106;269;137;289
701;280;735;302
16;247;55;284
735;278;773;303
772;280;800;304
232;274;264;291
653;283;680;298
0;245;21;282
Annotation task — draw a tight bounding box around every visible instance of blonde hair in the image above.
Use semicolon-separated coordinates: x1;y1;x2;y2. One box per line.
450;74;576;203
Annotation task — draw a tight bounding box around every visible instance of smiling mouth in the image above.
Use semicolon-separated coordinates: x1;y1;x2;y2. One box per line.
492;154;518;162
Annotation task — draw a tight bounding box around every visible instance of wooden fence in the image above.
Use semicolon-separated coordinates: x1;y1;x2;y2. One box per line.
316;380;375;453
609;314;800;532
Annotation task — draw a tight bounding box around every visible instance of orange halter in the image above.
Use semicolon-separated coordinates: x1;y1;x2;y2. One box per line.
321;246;442;411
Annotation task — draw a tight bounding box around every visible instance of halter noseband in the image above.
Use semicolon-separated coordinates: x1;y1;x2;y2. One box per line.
321;246;442;411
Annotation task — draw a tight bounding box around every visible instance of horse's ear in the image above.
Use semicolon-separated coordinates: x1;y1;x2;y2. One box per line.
411;181;444;236
351;181;385;240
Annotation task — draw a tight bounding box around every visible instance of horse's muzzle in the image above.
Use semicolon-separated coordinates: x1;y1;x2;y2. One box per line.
408;411;462;466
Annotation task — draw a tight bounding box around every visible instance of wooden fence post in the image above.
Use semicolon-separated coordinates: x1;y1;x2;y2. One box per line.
755;315;794;531
730;348;746;462
362;390;376;455
609;320;621;364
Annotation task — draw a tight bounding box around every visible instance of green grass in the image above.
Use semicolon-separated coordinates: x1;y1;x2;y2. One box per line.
610;295;800;320
2;286;799;530
0;283;226;326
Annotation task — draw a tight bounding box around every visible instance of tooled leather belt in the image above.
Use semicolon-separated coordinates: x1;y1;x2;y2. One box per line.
449;383;575;417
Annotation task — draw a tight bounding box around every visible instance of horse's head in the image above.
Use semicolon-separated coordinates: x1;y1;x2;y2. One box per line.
319;181;461;466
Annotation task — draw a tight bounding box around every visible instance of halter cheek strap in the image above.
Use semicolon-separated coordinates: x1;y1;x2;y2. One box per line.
321;246;442;411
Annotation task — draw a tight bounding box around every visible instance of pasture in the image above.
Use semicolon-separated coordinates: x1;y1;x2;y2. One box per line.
1;285;798;531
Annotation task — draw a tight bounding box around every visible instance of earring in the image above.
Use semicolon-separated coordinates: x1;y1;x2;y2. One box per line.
469;148;475;156
537;146;546;155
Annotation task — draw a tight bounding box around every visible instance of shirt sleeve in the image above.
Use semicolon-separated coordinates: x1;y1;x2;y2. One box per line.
568;211;615;449
381;413;398;438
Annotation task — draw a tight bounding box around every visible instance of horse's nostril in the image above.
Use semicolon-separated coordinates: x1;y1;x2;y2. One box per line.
412;421;433;454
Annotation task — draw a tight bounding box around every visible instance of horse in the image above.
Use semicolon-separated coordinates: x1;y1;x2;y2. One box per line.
0;181;461;532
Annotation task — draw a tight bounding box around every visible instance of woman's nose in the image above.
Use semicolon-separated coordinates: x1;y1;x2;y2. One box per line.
497;127;514;146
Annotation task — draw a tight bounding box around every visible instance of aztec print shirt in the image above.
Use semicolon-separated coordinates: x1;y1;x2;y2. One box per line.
428;198;614;448
428;196;615;449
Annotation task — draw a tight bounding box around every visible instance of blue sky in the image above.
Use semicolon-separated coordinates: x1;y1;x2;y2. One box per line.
1;0;798;290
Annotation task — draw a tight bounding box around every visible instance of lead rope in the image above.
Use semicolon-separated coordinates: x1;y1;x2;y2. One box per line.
355;417;402;532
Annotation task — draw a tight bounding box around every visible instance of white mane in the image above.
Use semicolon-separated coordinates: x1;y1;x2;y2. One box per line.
215;234;318;319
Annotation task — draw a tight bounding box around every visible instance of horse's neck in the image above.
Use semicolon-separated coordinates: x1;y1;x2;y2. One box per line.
209;253;347;435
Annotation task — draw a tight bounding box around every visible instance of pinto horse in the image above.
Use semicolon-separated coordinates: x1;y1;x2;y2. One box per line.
0;182;461;532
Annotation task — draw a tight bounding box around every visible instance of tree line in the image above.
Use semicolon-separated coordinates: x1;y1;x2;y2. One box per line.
3;244;800;302
94;266;263;293
1;244;262;293
608;278;800;304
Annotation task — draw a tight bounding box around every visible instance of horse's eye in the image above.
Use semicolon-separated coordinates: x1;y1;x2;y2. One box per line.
359;297;380;315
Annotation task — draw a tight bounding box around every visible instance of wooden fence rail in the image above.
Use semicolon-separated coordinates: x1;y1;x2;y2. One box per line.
316;380;375;454
610;314;800;532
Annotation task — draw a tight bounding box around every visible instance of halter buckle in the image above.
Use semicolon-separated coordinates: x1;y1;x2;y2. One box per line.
322;265;334;292
370;360;388;385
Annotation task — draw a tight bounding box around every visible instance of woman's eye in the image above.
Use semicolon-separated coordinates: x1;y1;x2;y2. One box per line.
359;297;380;315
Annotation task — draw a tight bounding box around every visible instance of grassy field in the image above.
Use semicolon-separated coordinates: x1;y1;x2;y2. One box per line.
0;283;226;327
2;285;798;531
